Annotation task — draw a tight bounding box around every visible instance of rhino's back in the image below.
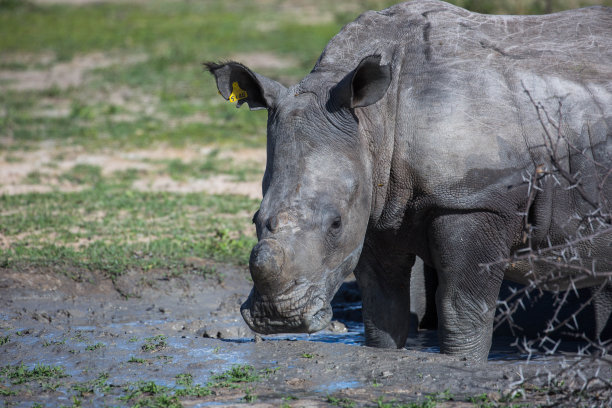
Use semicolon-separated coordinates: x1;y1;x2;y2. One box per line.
311;0;612;173
314;0;612;83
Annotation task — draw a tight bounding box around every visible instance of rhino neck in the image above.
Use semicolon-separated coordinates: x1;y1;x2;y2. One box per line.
351;71;417;234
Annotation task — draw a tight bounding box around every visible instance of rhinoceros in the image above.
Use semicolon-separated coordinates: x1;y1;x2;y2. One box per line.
206;0;612;361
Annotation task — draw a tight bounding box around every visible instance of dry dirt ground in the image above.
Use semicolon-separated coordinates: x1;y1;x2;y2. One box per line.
0;144;265;198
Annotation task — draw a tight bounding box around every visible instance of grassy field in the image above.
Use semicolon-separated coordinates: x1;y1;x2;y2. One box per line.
1;0;611;281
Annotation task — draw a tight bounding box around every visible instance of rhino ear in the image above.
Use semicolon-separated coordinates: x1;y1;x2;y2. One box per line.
349;55;391;108
204;61;286;110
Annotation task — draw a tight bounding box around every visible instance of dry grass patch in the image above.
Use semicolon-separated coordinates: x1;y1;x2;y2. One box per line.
0;52;148;92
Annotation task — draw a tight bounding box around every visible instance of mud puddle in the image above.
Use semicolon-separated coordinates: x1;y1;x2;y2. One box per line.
1;266;610;407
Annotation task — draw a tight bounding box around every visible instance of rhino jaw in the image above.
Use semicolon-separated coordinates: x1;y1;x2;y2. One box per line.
240;288;332;334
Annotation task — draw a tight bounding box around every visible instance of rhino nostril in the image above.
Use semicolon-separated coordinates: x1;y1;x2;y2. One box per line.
266;215;279;233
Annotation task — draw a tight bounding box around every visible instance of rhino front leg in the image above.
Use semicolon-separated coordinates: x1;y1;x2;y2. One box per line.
354;243;414;348
429;212;514;361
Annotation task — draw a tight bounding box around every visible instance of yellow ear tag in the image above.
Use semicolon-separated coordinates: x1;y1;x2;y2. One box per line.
228;82;248;103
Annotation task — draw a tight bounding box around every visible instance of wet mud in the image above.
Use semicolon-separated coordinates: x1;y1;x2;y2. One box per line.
1;266;610;407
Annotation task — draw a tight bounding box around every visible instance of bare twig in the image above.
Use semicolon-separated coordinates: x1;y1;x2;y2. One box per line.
492;85;611;405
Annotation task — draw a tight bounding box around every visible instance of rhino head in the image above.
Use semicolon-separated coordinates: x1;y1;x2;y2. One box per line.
206;56;391;334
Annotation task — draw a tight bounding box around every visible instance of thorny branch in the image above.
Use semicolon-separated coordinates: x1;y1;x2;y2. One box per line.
491;85;611;405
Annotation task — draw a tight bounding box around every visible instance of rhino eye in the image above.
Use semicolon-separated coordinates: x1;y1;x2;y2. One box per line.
330;216;342;230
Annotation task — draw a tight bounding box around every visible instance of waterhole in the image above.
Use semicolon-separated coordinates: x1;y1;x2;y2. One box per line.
230;281;594;363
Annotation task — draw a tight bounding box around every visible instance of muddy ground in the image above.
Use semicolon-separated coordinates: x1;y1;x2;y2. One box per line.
1;264;611;407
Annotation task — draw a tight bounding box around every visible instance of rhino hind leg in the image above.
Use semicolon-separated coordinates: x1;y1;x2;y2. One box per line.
429;212;514;361
354;245;414;349
410;258;439;332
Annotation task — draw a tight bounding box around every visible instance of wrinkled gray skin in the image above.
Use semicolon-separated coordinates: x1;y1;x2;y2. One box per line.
207;0;612;361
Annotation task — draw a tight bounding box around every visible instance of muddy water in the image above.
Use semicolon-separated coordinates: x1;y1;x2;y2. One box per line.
1;266;609;407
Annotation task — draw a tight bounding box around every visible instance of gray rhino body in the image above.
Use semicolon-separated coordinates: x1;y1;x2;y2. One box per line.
207;0;612;361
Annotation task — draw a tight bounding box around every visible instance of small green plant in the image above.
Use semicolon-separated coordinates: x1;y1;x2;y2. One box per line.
141;334;167;352
41;381;61;391
71;396;83;407
301;353;314;358
262;367;279;375
85;342;105;351
434;389;454;401
375;397;394;408
42;339;66;347
173;373;212;397
467;393;500;407
0;387;16;396
128;356;147;364
243;387;257;403
120;381;181;408
374;396;439;408
70;331;88;343
327;395;356;408
210;364;259;388
281;395;299;408
175;373;193;387
1;363;68;385
0;335;9;346
72;373;110;397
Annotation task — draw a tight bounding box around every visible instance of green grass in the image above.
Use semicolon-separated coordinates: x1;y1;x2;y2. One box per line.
70;331;88;343
173;373;212;397
374;390;455;408
117;365;272;407
163;149;262;182
0;180;258;278
127;357;148;364
60;164;102;185
0;1;341;64
72;373;111;398
0;0;346;152
209;364;260;388
141;335;167;352
120;381;182;408
42;339;66;347
0;363;68;385
327;395;356;408
85;342;105;351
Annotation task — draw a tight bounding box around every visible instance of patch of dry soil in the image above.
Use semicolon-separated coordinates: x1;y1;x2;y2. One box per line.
0;144;265;198
0;52;148;92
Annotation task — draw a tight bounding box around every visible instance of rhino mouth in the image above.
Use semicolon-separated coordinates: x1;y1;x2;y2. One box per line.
240;285;332;334
241;244;364;335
